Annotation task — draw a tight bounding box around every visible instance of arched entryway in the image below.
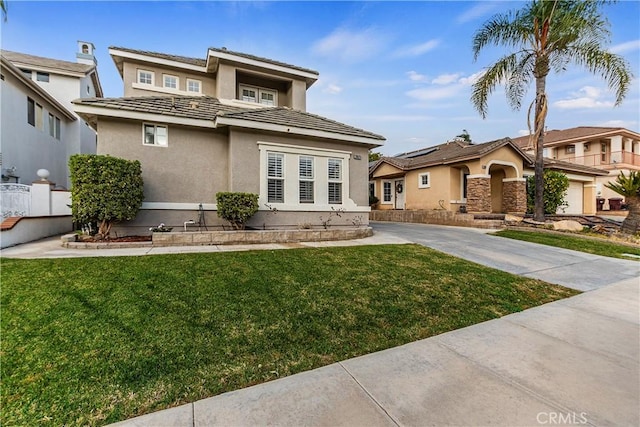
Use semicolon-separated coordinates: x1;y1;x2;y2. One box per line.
487;161;525;214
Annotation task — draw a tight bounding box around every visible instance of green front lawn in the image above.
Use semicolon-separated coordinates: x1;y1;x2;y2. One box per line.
493;229;640;260
1;245;578;426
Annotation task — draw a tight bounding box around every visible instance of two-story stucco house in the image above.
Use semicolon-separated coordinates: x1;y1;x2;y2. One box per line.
0;42;103;188
73;46;385;234
512;127;640;210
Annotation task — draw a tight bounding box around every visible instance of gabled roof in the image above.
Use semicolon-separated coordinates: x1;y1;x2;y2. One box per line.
1;50;94;74
0;56;76;121
528;155;610;176
512;126;640;149
72;96;385;146
207;47;318;76
109;46;207;67
371;138;531;173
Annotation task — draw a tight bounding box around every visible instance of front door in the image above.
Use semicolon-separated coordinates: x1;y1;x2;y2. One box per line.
394;179;405;209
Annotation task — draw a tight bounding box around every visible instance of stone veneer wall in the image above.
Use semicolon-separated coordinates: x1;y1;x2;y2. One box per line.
466;177;491;212
502;180;527;213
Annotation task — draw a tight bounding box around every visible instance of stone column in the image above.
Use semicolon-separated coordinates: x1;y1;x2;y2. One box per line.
502;178;527;214
466;175;491;212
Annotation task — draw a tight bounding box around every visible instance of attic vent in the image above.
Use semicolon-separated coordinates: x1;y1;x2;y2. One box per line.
189;101;199;109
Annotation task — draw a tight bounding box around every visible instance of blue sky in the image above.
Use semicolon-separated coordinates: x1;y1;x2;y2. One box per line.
2;1;638;155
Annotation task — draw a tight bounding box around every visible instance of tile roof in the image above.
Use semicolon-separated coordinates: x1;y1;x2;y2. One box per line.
373;138;530;171
208;47;318;75
531;156;610;176
512;126;640;149
1;50;94;74
73;96;384;141
108;46;319;75
109;46;207;67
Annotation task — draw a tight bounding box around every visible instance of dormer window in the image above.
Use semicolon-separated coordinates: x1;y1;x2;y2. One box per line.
138;70;154;85
239;84;277;106
163;74;178;90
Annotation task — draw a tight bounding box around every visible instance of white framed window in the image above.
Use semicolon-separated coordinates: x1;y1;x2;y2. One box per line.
583;142;590;151
383;181;392;203
299;156;314;204
163;74;178;90
328;158;342;204
187;79;201;93
369;181;375;198
565;145;575;154
137;69;154;85
48;113;55;137
239;84;277;106
143;123;168;147
268;152;284;203
55;117;61;140
418;172;430;189
36;72;49;82
27;97;35;126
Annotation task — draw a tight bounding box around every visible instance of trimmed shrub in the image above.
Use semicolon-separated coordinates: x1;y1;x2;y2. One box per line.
216;192;259;230
69;154;144;238
526;170;569;214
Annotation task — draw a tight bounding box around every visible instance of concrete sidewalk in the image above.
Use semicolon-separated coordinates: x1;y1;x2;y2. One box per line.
111;277;639;427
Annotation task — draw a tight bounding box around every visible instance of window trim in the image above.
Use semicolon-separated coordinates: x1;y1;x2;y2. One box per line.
299;155;315;204
565;145;575;154
55;117;61;140
418;172;431;189
163;74;179;90
382;181;393;204
327;158;343;205
186;78;202;94
142;123;169;147
239;84;278;106
36;72;50;82
137;69;154;85
48;113;55;138
267;152;285;203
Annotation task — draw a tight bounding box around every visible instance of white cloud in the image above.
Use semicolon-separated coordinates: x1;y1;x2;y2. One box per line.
374;115;435;122
324;84;343;95
406;85;463;101
610;40;640;54
407;71;428;82
553;86;615;109
458;71;485;86
432;73;460;85
456;3;498;24
312;27;389;62
598;119;638;128
394;39;440;57
518;129;531;136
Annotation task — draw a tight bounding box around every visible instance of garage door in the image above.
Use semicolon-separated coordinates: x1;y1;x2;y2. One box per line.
561;181;583;214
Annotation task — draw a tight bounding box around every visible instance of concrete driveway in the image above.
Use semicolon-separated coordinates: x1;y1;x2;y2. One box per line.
371;221;639;291
109;222;639;427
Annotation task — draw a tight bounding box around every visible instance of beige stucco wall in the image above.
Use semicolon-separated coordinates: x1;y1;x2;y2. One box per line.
96;118;229;203
405;166;452;210
479;146;524;178
122;61;216;97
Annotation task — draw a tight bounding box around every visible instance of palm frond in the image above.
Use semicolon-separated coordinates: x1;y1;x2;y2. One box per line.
605;171;640;197
471;54;519;118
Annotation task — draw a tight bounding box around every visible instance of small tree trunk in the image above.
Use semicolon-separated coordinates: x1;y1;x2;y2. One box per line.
621;196;640;235
533;74;548;222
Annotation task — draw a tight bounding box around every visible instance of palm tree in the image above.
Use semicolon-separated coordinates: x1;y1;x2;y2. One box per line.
1;0;6;20
471;0;632;222
605;171;640;234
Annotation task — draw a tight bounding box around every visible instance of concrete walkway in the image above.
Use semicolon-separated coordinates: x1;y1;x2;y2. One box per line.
3;224;638;426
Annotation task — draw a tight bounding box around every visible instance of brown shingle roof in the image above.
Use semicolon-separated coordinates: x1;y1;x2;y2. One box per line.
219;108;384;140
208;47;318;75
512;126;640;149
108;46;319;76
73;96;384;141
373;138;530;172
1;50;94;74
109;46;207;67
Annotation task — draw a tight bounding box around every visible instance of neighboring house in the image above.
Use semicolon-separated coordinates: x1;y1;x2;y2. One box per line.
369;137;606;215
73;46;385;234
512;127;640;210
0;42;103;188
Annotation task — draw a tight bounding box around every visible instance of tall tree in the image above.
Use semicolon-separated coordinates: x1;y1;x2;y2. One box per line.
471;0;632;221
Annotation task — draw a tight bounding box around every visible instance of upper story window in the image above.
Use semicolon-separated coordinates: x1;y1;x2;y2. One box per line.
565;145;575;154
35;102;43;130
143;123;168;147
239;84;277;106
20;68;32;79
55;117;61;140
187;79;201;93
138;70;154;85
36;72;49;82
27;97;35;126
163;74;178;90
